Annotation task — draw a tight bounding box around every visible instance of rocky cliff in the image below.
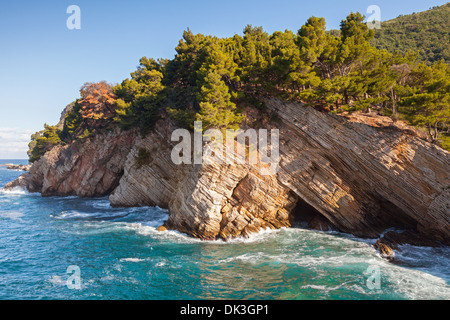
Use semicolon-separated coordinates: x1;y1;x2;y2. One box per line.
4;99;450;249
108;99;450;246
5;128;136;197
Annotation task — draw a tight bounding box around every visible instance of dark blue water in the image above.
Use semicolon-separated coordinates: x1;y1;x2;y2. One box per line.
1;159;449;300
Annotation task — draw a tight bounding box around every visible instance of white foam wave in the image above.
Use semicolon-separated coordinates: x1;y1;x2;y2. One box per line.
217;252;266;264
91;200;112;209
51;209;134;221
120;258;145;263
227;228;286;243
0;186;38;195
0;211;24;221
59;196;79;199
130;225;295;245
155;259;167;267
48;275;66;286
61;221;132;236
301;284;345;293
125;223;198;242
51;211;93;219
381;262;450;299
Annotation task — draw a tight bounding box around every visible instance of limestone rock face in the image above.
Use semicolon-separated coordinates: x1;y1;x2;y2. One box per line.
110;99;449;244
109;121;180;208
109;121;297;240
4;98;450;247
4;128;136;197
268;98;449;245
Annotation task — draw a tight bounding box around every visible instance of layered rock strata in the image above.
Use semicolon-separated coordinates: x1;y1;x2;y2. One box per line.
4;99;450;248
110;99;450;245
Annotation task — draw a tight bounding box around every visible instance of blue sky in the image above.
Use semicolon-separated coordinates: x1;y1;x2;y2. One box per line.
0;0;447;158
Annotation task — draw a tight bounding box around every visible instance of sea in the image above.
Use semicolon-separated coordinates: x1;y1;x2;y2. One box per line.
0;159;449;300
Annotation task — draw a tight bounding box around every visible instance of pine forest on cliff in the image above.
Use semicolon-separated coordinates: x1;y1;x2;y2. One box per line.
27;4;450;163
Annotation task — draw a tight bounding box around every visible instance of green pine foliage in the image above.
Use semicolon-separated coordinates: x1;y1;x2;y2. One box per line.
196;69;244;130
28;5;450;157
60;101;83;141
114;57;166;133
28;124;61;163
400;61;450;143
112;8;448;149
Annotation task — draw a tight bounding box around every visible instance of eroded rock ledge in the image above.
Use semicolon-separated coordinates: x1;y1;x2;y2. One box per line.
4;99;450;249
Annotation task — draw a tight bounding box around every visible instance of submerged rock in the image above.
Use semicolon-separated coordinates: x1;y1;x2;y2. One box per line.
374;239;396;261
156;225;168;232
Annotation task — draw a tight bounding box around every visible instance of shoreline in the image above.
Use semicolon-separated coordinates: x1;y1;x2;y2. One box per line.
2;184;446;263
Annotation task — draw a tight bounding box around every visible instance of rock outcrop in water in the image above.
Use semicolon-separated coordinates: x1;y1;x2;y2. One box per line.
0;164;32;171
4;99;450;248
109;119;298;239
4;128;136;197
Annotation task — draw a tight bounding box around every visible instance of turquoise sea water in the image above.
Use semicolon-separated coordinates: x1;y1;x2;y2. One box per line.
0;159;449;300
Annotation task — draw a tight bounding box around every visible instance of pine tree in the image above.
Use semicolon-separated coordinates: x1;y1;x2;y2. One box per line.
402;60;450;143
114;57;165;131
197;69;243;130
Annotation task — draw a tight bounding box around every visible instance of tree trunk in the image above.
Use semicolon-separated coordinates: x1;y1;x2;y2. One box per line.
433;120;439;142
428;123;433;142
391;88;397;117
428;122;439;144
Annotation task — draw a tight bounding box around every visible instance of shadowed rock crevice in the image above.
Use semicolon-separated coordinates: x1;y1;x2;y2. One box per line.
373;198;419;231
289;194;335;231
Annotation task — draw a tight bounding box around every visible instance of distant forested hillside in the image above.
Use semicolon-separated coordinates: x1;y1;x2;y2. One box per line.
371;3;450;64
